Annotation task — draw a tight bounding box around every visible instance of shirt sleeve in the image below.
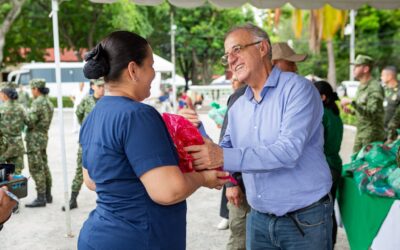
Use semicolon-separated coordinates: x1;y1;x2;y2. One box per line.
352;87;384;118
387;105;400;140
123;106;178;177
223;78;323;173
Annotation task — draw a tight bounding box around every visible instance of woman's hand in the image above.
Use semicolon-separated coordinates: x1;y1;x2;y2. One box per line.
178;108;200;127
198;170;230;189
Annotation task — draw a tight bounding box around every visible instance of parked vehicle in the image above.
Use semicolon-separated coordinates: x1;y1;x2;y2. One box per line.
7;62;88;97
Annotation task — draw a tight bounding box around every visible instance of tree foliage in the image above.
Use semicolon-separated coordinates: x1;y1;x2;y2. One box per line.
146;3;254;86
3;0;152;64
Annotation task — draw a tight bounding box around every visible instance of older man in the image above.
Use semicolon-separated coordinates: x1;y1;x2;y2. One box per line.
271;42;307;73
186;24;333;249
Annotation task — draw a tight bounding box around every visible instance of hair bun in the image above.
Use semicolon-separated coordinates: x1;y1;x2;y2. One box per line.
83;44;110;79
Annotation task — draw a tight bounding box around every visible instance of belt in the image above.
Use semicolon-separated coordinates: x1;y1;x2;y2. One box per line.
262;193;331;237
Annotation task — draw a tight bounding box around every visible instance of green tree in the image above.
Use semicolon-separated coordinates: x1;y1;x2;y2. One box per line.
146;3;254;87
0;0;26;68
4;0;152;64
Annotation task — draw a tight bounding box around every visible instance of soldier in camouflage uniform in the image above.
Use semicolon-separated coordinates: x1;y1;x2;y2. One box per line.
0;82;28;175
25;79;54;208
341;55;385;153
62;78;104;211
17;84;31;109
380;66;400;143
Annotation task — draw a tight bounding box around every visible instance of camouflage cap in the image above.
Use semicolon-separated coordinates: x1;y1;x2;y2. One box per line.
353;55;373;66
0;81;17;90
29;78;46;88
92;77;105;86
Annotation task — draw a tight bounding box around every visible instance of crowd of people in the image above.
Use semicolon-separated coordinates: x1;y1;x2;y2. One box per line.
0;22;399;250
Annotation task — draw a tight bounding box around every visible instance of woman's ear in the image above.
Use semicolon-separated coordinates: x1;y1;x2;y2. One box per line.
127;61;138;82
321;94;327;102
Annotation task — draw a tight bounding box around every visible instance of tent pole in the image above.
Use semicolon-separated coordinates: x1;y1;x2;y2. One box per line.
51;0;73;237
350;9;355;81
171;11;178;113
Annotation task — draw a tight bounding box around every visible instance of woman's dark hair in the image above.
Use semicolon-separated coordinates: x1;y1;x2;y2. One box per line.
1;88;18;100
38;87;50;95
313;81;340;116
83;31;149;82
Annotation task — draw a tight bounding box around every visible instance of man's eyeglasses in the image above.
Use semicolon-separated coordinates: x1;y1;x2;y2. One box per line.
221;41;262;66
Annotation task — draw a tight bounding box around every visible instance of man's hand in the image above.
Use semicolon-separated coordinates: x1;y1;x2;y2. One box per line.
341;98;353;114
198;170;230;190
0;187;17;224
226;186;244;207
184;137;224;170
178;108;201;128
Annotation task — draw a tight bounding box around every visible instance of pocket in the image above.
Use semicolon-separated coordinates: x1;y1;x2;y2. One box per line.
294;204;325;228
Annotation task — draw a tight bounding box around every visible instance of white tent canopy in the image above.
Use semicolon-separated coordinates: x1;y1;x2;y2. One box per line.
90;0;400;10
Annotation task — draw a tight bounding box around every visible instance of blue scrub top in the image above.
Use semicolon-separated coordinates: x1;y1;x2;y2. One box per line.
78;96;186;250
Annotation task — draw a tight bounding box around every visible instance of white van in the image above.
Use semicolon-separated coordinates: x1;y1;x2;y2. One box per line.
7;62;88;97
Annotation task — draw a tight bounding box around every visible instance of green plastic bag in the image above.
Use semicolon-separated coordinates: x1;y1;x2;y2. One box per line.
388;168;400;198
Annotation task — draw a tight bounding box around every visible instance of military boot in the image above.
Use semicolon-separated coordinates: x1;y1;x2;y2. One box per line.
25;193;46;208
61;191;79;211
46;186;53;203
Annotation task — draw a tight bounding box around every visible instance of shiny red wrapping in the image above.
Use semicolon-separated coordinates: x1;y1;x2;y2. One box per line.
162;113;238;185
162;113;204;173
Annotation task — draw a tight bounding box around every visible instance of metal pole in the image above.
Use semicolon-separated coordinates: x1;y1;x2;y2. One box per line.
51;0;73;237
350;9;356;81
170;11;178;113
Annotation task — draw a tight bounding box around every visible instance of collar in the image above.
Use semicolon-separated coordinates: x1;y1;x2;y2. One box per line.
244;66;281;101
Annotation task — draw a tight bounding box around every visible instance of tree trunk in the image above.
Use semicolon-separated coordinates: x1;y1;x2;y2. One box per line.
0;0;26;70
326;39;337;89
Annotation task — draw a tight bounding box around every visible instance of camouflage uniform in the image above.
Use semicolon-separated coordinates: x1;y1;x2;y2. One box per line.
352;79;385;152
387;105;400;141
383;84;400;129
71;94;99;193
25;80;54;196
0;100;27;174
17;88;31;109
62;78;104;211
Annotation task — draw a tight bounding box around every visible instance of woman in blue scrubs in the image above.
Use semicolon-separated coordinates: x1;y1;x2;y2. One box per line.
78;31;228;250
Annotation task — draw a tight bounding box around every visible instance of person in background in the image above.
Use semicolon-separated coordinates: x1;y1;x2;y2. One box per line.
70;82;86;133
314;81;343;249
178;88;194;110
381;66;400;142
185;23;333;250
78;31;228;250
341;55;385;152
0;82;27;175
62;78;105;211
17;84;31;109
271;42;307;73
25;79;54;208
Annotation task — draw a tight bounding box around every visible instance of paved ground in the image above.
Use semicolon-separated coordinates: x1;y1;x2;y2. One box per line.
0;109;354;250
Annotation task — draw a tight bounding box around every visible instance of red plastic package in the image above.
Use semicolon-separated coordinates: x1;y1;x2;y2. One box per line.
162;113;203;173
162;113;237;185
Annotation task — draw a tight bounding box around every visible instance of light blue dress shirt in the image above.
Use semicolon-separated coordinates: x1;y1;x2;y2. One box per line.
221;67;332;216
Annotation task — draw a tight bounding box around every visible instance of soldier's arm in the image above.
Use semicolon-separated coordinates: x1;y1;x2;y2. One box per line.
25;101;40;128
387;105;400;141
352;90;384;118
75;98;86;125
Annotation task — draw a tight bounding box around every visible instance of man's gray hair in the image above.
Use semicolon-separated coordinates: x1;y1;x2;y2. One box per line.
383;66;397;77
225;23;272;60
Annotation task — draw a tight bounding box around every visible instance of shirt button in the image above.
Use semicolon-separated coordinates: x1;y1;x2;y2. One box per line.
257;195;261;198
254;126;257;129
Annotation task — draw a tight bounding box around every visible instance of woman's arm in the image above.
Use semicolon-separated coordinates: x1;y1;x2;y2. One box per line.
82;167;96;191
140;166;228;206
